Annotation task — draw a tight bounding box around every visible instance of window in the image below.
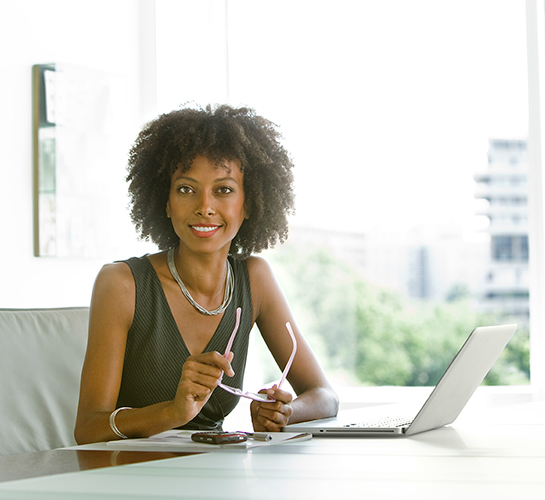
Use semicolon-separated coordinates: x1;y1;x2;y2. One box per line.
155;0;543;391
493;236;515;261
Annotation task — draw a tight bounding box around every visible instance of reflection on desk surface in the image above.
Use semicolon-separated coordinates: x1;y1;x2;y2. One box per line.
0;449;198;483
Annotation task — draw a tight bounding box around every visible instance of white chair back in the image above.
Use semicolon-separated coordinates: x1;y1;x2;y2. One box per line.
0;307;89;456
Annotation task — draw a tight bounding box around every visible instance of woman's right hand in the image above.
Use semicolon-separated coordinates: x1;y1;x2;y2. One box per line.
171;351;234;425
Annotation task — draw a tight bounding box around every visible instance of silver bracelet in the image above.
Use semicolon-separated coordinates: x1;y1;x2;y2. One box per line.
109;407;132;439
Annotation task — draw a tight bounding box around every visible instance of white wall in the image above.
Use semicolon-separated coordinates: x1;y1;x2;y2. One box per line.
0;0;153;308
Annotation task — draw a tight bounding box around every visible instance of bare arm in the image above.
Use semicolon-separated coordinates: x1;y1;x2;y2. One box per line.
74;263;234;444
247;257;339;431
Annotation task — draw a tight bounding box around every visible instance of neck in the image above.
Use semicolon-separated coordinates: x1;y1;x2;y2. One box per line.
170;246;229;297
167;246;233;316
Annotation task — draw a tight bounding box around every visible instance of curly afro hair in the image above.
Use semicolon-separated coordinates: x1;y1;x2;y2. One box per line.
126;104;295;259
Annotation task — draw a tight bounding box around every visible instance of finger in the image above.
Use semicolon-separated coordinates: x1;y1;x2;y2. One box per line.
191;351;235;377
257;404;293;424
187;352;234;378
176;375;216;407
179;362;224;389
178;379;213;401
181;360;230;394
254;412;289;432
250;403;292;431
183;359;223;381
264;386;293;405
255;393;293;422
250;401;265;431
182;371;224;392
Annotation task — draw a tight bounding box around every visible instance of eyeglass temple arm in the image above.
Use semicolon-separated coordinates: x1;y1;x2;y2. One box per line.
223;307;242;357
277;322;297;390
222;311;296;393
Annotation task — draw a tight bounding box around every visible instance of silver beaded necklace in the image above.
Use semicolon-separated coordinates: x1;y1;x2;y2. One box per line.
167;247;233;316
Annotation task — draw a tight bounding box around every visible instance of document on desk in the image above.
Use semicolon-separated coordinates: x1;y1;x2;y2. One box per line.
105;430;311;452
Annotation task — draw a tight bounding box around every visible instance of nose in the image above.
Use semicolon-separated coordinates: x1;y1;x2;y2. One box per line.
195;191;216;217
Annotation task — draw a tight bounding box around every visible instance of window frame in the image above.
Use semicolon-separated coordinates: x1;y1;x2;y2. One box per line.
526;0;545;396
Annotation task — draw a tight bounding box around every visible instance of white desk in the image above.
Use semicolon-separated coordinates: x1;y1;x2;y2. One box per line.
1;387;543;500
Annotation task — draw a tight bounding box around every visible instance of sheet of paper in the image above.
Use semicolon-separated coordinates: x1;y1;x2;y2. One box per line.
102;430;311;453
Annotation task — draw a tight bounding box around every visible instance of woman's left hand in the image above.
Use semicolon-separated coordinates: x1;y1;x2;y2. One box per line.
250;385;293;432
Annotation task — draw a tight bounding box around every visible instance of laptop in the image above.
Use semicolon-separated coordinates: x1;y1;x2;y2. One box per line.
285;324;517;437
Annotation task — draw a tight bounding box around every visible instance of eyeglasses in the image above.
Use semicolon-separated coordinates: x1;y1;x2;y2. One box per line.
218;307;297;403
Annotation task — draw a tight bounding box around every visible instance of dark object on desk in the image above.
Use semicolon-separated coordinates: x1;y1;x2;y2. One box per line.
191;432;248;445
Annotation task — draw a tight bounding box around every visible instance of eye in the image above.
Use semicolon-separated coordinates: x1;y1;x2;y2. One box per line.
217;186;234;195
177;185;194;194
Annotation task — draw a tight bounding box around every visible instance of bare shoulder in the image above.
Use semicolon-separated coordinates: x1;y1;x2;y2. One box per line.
245;255;279;293
245;255;286;322
94;261;134;295
90;261;136;331
245;255;274;279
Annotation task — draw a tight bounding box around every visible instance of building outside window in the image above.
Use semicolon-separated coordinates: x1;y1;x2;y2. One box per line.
475;139;529;322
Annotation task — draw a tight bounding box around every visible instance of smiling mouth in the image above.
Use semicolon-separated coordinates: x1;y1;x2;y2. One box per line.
191;225;220;233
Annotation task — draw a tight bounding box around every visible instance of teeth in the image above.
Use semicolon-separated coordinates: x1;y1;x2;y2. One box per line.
192;226;217;232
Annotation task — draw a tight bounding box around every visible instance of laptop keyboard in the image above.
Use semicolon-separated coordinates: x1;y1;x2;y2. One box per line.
343;416;413;429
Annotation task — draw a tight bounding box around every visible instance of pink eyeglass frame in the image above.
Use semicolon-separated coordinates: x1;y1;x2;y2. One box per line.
218;307;297;403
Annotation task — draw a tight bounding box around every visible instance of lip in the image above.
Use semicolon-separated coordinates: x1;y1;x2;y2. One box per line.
189;224;221;238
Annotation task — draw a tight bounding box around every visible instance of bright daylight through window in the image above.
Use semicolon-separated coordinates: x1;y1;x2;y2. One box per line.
155;0;530;388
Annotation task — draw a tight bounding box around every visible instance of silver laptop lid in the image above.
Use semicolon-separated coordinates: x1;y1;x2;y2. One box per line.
405;323;516;435
285;324;517;436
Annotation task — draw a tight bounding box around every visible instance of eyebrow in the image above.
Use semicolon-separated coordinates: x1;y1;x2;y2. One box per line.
173;175;240;185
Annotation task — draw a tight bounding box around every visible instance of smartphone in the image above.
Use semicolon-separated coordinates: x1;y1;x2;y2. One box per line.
191;432;248;445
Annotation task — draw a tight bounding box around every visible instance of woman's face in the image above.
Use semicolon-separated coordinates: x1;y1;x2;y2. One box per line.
166;155;248;257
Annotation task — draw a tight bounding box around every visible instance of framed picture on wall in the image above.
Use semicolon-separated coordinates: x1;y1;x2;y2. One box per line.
32;63;129;258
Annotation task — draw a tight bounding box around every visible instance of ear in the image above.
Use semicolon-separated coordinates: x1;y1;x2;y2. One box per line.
243;201;250;220
166;201;171;218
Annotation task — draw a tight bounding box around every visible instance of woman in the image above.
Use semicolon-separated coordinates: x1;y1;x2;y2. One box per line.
75;104;338;444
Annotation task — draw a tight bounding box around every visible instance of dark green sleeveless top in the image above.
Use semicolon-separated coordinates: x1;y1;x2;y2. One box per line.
117;255;253;430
